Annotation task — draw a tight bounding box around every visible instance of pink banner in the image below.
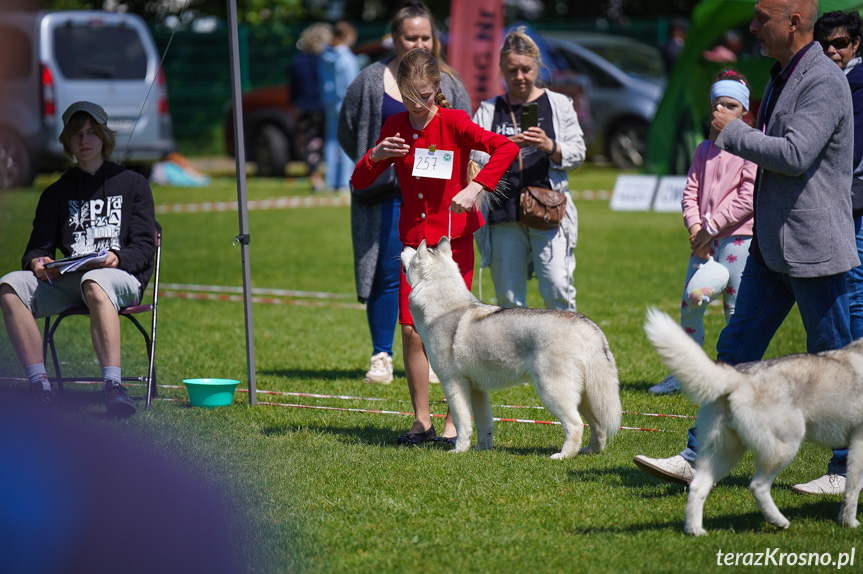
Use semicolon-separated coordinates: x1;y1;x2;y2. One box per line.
448;0;504;113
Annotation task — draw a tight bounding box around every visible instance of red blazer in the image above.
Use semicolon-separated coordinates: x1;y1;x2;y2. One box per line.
352;107;518;247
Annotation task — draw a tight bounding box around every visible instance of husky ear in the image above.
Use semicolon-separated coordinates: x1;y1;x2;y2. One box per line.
417;239;428;257
437;236;452;258
401;245;417;270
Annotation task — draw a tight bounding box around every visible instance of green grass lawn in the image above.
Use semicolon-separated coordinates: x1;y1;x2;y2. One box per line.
0;165;855;574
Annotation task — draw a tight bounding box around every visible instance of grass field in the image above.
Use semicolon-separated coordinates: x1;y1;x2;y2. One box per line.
0;165;857;574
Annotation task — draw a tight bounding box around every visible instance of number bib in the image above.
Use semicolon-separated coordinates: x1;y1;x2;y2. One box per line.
411;148;454;180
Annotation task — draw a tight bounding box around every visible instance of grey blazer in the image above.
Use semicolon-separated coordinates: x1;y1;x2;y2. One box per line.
337;59;471;301
716;46;858;278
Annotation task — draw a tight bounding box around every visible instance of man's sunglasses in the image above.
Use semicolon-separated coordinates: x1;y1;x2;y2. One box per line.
820;36;852;50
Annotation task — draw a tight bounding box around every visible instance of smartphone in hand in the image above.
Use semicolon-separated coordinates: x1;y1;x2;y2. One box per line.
519;103;538;131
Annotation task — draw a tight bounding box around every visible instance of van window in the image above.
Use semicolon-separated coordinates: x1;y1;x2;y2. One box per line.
0;26;31;80
53;24;147;80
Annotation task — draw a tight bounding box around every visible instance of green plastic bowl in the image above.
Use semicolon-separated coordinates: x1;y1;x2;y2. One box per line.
182;378;239;408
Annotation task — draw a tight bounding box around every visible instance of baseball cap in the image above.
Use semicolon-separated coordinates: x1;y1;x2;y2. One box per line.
62;101;108;126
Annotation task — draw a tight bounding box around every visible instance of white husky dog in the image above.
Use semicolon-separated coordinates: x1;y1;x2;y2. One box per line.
644;307;863;536
401;237;621;458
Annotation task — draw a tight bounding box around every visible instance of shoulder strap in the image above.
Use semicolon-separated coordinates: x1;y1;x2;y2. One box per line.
503;95;524;187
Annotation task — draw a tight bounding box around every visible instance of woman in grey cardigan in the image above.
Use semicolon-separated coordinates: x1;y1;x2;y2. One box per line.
471;28;585;311
337;2;469;397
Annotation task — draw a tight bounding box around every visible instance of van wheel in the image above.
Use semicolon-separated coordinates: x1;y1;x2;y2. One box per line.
254;124;288;177
607;120;647;170
0;129;35;189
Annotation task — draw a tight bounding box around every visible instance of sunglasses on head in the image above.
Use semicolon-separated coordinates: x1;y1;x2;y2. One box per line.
820;36;852;50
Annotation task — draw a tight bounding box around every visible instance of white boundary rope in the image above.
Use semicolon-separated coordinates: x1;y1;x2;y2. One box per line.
1;378;693;432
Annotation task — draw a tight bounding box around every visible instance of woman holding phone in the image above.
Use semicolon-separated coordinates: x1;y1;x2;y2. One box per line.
471;27;586;311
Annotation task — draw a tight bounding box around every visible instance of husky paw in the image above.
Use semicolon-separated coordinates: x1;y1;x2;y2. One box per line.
685;526;708;537
769;517;790;530
840;517;860;528
550;452;573;460
452;439;471;453
578;446;596;455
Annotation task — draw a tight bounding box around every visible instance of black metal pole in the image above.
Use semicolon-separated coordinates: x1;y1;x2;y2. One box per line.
226;0;257;404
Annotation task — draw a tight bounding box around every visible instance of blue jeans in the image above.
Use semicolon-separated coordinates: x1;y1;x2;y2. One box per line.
681;256;852;474
366;198;401;356
323;102;353;190
847;216;863;339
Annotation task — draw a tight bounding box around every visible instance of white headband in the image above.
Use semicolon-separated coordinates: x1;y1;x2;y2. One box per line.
710;79;750;111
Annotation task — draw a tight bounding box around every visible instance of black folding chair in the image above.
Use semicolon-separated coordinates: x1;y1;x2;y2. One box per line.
42;222;162;409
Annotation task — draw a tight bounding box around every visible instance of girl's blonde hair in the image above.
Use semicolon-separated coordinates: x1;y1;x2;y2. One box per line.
59;112;116;161
390;1;461;84
396;49;484;192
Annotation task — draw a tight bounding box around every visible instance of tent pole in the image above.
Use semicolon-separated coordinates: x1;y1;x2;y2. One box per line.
226;0;257;404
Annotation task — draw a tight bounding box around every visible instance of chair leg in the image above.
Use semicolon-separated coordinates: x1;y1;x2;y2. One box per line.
43;315;65;393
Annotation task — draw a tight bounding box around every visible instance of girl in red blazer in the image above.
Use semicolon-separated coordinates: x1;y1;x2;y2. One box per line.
352;49;518;446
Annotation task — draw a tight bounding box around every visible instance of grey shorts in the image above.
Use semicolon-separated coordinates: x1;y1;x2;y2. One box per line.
0;269;141;319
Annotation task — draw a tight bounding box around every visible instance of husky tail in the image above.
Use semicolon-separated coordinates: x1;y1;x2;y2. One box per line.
582;330;622;452
643;308;739;404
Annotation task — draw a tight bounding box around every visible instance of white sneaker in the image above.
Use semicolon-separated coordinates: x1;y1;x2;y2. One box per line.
364;352;393;384
791;473;846;495
648;374;681;395
428;364;440;384
633;454;695;485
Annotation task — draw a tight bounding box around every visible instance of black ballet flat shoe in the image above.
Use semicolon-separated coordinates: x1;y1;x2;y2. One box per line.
433;435;457;446
396;426;436;445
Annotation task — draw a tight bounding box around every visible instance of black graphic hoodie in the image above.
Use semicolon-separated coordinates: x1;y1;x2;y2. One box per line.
21;162;156;293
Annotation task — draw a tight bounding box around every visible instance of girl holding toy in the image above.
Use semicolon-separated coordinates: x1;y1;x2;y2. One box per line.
351;48;518;445
649;69;756;395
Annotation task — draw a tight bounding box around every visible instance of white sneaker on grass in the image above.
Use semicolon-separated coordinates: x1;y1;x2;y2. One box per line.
648;374;681;395
791;473;846;495
364;352;393;384
633;454;695;485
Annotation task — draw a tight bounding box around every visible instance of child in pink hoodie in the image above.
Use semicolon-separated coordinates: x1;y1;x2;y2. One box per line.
650;70;756;395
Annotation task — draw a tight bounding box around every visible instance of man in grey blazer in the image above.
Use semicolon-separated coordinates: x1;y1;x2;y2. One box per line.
634;0;859;495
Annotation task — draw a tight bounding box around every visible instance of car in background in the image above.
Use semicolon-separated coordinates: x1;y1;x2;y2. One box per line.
0;10;175;189
223;40;389;178
542;32;666;169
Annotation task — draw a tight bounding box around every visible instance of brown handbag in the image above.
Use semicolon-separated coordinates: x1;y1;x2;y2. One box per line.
520;185;567;230
507;103;565;231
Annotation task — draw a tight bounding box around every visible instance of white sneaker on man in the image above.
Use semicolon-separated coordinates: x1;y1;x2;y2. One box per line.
633;454;695;485
364;352;393;384
648;374;681;395
791;473;846;495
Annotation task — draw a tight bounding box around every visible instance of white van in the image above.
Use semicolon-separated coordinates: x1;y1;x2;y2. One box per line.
0;10;175;189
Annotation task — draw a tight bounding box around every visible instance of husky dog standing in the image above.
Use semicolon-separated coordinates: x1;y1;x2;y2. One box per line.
644;308;863;535
401;238;621;458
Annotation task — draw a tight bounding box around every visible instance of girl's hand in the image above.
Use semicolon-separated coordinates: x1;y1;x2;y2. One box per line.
522;127;553;153
689;224;713;259
371;133;409;162
451;181;484;214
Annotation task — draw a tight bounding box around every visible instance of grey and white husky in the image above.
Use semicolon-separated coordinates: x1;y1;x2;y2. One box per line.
401;237;621;458
644;308;863;535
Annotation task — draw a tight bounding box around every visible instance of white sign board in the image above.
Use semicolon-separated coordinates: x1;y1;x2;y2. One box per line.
610;175;658;211
652;176;687;213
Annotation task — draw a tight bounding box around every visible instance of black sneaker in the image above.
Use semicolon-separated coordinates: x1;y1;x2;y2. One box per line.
30;381;57;407
104;382;136;418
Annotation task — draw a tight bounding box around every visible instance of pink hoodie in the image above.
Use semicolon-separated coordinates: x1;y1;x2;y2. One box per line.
682;140;755;238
